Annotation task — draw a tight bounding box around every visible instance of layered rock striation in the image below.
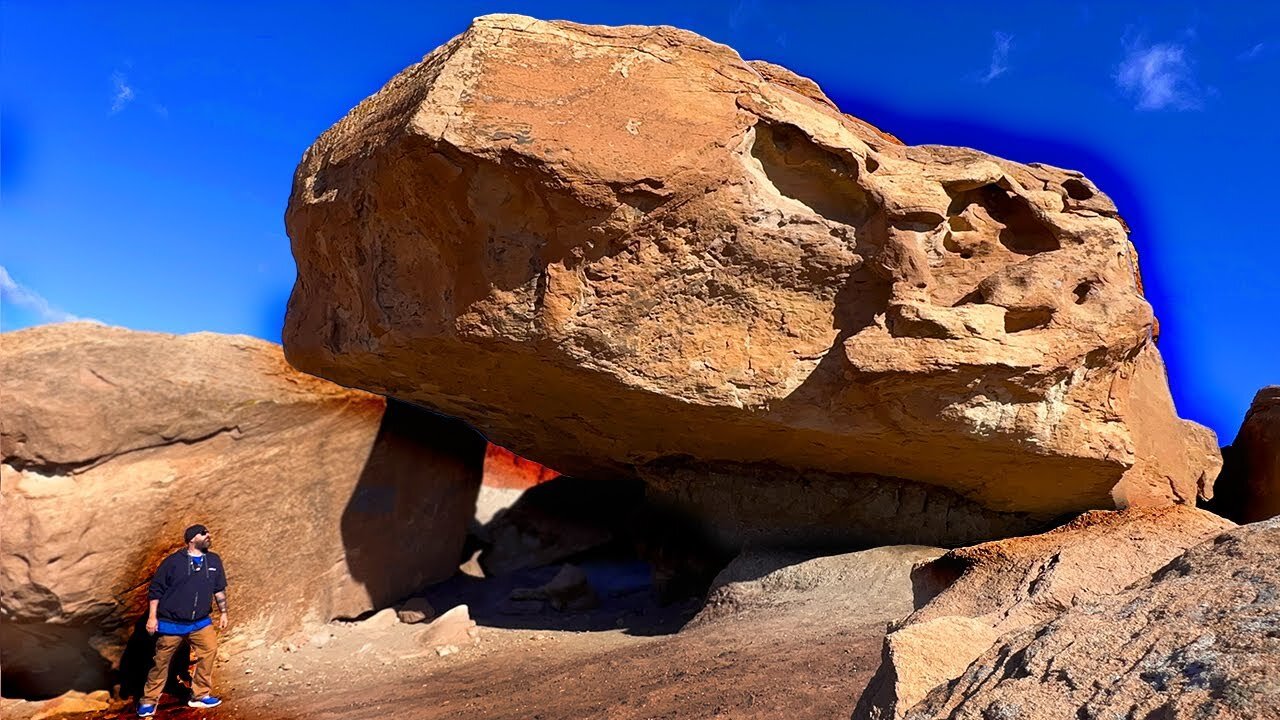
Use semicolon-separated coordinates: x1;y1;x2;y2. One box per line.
905;517;1280;719
855;506;1234;718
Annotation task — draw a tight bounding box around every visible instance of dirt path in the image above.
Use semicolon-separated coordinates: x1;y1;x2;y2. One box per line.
85;614;882;720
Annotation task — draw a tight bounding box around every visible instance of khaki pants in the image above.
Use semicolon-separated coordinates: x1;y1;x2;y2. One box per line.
142;624;218;704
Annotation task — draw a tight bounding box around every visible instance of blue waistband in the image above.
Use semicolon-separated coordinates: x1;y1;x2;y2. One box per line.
157;615;212;636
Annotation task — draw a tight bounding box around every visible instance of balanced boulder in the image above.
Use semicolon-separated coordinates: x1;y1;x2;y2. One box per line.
283;14;1218;546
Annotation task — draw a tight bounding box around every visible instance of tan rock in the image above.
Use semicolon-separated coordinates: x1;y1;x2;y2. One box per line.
693;545;943;627
0;690;113;720
362;607;400;630
397;596;436;624
1211;386;1280;523
855;506;1234;719
283;14;1217;545
0;323;483;695
862;617;1001;720
416;605;479;650
906;518;1280;719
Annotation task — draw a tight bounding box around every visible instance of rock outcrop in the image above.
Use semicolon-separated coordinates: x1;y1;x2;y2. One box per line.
0;323;484;698
283;14;1218;545
905;518;1280;719
1210;386;1280;523
693;545;943;627
855;506;1234;719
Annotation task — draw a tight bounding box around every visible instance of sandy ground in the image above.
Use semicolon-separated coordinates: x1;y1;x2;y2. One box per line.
64;600;884;720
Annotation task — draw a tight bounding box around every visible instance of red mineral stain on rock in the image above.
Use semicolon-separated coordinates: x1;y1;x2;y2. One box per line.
483;443;558;489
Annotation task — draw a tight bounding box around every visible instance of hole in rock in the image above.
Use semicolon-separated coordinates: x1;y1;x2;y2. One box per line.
1073;281;1094;304
1062;178;1094;200
750;122;874;227
946;184;1060;256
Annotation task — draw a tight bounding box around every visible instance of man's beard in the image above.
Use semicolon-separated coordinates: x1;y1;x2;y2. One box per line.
196;538;212;551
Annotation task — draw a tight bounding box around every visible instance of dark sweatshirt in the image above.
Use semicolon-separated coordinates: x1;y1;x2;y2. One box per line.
147;550;227;622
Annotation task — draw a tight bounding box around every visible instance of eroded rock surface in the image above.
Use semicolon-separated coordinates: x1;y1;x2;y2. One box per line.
0;323;483;697
693;544;943;627
906;518;1280;720
856;507;1234;719
283;14;1218;544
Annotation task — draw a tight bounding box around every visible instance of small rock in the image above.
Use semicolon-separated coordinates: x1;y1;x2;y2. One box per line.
29;690;111;720
279;663;293;671
397;596;436;624
362;607;399;629
417;605;479;650
459;549;486;579
543;564;599;612
436;645;459;657
309;631;333;648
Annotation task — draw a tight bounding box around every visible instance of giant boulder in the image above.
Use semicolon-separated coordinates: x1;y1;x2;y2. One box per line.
283;14;1218;546
0;323;483;698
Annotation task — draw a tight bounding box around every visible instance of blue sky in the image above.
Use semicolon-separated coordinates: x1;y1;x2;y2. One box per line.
2;1;1276;442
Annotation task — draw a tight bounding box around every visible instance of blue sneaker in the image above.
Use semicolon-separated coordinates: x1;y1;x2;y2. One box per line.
188;695;223;708
137;704;157;717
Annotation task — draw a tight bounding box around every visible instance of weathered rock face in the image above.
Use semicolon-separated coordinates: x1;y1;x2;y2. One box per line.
1210;386;1280;523
693;545;943;627
855;506;1234;719
283;14;1218;545
0;323;483;698
905;517;1280;720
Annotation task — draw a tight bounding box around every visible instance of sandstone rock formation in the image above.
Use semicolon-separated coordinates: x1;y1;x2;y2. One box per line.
283;14;1218;545
693;545;943;627
1210;386;1280;523
905;517;1280;719
855;506;1234;719
0;323;483;698
415;605;479;652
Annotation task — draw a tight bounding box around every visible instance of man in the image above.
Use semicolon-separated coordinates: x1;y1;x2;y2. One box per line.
137;524;229;717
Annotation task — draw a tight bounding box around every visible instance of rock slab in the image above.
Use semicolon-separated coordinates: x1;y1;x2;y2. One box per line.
855;506;1235;719
906;518;1280;719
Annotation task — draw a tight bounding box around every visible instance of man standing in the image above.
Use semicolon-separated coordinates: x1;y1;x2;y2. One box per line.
138;524;228;717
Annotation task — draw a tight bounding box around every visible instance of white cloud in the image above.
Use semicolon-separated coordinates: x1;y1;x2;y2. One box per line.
1116;40;1201;110
1238;42;1265;61
0;265;88;324
980;32;1013;83
111;71;135;113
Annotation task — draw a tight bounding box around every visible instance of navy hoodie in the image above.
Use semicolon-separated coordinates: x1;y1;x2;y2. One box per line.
147;550;227;622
